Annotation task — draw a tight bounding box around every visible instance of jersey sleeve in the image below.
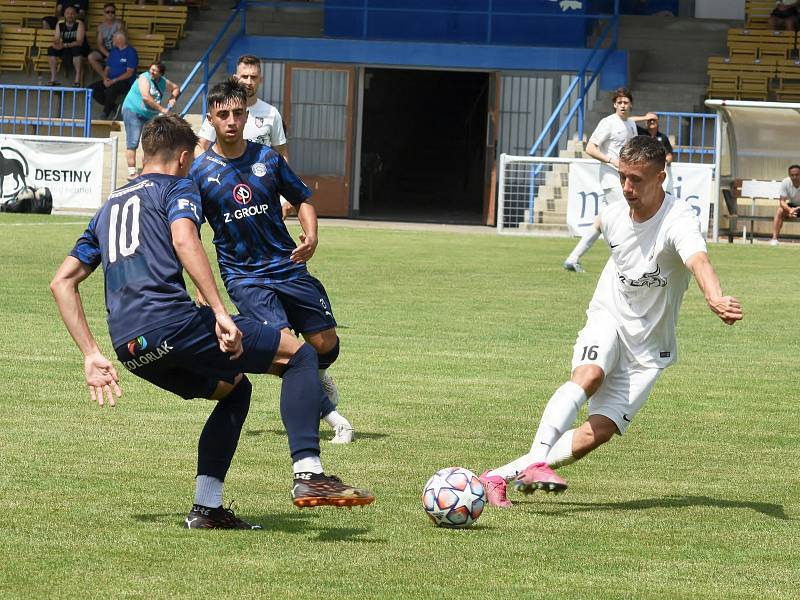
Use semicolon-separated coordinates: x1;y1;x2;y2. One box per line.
271;110;288;146
669;207;708;264
589;117;610;147
779;179;791;199
69;215;101;270
197;118;216;143
276;154;311;206
165;178;204;229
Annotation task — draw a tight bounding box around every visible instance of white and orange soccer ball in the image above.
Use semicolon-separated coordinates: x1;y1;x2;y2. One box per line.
422;467;485;528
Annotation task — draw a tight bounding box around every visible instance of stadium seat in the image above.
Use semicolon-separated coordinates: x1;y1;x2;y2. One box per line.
127;31;166;66
23;0;55;29
0;0;29;26
0;25;36;72
775;59;800;101
152;5;188;48
32;28;57;75
745;0;777;29
122;4;187;48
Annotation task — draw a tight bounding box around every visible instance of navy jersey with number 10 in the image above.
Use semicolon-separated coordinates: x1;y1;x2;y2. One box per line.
69;174;204;347
190;141;312;286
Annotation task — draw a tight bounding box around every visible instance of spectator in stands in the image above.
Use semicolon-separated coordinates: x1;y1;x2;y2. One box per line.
120;61;180;179
770;164;800;245
43;1;88;29
46;5;90;86
769;1;799;31
89;31;137;119
632;112;673;165
88;3;126;78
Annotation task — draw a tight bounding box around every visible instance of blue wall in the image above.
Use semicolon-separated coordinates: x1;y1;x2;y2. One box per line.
231;35;628;90
324;0;595;47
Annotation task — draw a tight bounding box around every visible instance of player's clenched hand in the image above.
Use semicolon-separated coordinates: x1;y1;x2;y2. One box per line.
215;313;243;359
290;232;318;264
84;352;122;407
708;295;743;325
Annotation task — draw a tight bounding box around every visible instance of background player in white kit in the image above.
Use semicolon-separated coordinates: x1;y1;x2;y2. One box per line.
480;136;743;507
196;55;294;219
564;87;637;273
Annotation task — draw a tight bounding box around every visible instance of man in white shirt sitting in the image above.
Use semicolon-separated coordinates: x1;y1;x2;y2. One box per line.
770;164;800;246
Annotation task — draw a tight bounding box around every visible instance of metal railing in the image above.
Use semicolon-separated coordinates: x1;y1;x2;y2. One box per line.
0;84;93;138
657;111;717;163
524;0;620;223
178;1;319;117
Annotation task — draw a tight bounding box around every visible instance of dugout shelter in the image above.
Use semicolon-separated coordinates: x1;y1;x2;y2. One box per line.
706;98;800;240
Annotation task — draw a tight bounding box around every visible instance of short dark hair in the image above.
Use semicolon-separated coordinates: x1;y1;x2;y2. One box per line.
236;54;261;71
150;61;166;75
789;164;800;172
207;77;248;111
104;3;116;10
612;87;633;104
620;135;666;170
141;115;198;162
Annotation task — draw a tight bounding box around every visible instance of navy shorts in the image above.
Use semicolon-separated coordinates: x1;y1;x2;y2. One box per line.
114;306;281;400
227;272;337;335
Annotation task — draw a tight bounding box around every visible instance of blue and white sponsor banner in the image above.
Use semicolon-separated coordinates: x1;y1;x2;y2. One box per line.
0;134;105;209
567;162;713;236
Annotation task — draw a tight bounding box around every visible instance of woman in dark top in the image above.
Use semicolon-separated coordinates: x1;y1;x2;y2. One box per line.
46;5;90;86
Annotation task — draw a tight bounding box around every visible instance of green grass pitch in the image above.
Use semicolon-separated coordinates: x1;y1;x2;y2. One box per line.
0;213;798;599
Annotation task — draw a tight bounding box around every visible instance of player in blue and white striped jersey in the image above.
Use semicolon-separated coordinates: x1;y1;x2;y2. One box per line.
191;78;355;444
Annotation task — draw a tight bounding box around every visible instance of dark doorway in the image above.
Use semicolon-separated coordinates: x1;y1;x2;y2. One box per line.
359;68;489;224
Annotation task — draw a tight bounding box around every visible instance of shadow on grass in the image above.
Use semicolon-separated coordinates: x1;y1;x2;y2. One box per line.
245;428;388;441
132;510;386;542
518;495;792;520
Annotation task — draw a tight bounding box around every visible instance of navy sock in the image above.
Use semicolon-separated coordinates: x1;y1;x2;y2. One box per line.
197;376;252;481
280;344;322;461
317;337;340;370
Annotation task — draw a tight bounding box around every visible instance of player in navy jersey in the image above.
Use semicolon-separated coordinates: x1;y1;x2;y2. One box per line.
50;115;373;530
191;78;355;444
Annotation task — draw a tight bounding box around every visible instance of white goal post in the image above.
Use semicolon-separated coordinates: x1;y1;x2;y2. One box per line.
497;153;716;239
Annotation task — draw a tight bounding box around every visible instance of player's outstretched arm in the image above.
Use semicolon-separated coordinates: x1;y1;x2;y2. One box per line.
290;201;319;264
50;256;122;406
686;251;743;325
170;218;242;358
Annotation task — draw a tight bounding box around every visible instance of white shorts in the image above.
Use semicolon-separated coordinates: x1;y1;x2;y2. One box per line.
571;310;662;434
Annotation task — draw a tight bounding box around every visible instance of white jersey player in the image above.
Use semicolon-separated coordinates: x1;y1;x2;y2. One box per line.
480;136;743;508
564;87;638;273
196;54;293;219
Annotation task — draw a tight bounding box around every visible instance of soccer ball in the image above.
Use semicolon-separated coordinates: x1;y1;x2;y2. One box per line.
422;467;485;528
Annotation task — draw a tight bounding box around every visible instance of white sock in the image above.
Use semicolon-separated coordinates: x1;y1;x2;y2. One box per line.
322;410;350;430
529;381;587;462
546;429;576;469
127;166;137;175
194;475;224;508
293;455;323;477
486;383;586;481
567;227;601;263
487;452;537;481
